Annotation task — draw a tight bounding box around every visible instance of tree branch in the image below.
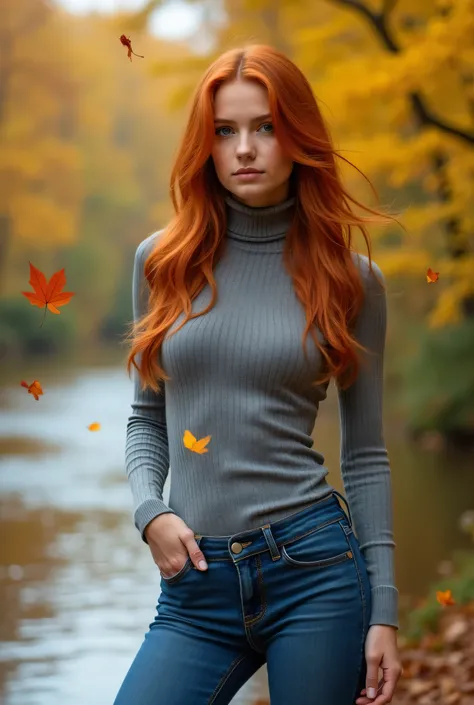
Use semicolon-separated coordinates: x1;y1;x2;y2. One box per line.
382;0;399;16
329;0;474;145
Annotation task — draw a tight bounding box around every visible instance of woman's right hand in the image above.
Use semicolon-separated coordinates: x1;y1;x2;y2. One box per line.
144;513;208;578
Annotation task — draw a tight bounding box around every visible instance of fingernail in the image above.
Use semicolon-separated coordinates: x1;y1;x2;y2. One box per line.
367;688;377;699
198;560;207;570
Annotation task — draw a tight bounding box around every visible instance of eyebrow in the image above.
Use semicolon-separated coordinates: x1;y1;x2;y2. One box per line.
213;113;272;124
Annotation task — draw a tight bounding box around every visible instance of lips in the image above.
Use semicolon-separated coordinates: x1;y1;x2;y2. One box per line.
234;169;263;175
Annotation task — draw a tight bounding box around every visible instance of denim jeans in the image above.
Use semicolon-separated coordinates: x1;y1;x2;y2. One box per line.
113;490;372;705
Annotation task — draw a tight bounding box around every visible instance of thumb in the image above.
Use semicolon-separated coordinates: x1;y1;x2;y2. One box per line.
183;532;208;571
365;658;380;700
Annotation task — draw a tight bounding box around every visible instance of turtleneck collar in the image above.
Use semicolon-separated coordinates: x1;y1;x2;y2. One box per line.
224;191;296;249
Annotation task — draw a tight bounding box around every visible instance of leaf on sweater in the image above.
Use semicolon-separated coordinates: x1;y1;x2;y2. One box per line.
427;268;440;283
20;379;43;400
436;589;456;606
183;429;211;454
119;35;144;62
22;262;75;327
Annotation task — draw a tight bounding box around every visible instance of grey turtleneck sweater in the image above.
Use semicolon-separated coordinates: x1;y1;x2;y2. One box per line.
125;191;398;629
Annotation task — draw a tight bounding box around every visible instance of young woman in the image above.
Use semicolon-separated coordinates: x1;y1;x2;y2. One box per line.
115;44;403;705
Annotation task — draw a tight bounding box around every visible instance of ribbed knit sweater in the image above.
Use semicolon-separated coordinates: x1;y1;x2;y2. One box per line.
125;191;398;628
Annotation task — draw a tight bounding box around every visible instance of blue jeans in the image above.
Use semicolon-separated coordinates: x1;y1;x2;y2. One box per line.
113;490;372;705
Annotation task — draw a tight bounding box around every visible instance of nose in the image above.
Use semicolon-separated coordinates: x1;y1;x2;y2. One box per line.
235;131;256;159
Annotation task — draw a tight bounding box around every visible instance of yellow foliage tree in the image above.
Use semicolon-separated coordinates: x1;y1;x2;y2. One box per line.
133;0;474;331
0;0;84;292
309;0;474;328
0;0;195;343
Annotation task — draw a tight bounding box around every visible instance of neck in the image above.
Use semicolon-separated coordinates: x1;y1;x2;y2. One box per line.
224;191;296;248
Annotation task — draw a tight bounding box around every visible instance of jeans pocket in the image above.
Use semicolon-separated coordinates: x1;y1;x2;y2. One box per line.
160;556;192;584
160;536;203;585
281;518;353;569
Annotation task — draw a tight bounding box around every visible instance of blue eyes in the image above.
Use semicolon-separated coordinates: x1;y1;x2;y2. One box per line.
214;123;274;137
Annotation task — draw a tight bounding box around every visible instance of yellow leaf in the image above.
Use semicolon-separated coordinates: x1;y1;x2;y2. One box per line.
183;429;211;454
87;422;101;431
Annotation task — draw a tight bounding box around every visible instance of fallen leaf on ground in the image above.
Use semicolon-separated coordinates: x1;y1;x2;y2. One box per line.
437;589;456;607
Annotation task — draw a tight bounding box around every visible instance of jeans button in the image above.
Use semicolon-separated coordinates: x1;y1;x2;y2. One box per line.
231;542;243;554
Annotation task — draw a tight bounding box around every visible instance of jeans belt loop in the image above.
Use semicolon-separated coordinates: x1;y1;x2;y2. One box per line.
261;524;281;560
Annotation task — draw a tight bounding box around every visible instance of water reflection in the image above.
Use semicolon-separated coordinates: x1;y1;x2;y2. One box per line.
0;365;266;704
0;362;473;704
0;497;265;704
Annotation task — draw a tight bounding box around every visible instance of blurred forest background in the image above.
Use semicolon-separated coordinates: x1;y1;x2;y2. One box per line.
1;1;474;704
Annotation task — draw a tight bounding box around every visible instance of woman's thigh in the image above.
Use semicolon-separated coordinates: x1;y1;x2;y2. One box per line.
264;519;371;705
265;593;367;705
113;560;266;705
113;625;264;705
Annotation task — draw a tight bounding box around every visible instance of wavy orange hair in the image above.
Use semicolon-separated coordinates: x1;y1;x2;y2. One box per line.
125;44;403;395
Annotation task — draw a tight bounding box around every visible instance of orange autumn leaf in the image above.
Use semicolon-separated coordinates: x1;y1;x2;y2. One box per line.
183;429;212;454
22;262;75;328
87;422;101;432
427;268;440;283
119;34;144;62
20;379;43;401
436;589;456;606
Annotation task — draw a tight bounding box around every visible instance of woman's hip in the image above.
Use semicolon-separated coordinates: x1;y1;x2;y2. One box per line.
158;490;371;649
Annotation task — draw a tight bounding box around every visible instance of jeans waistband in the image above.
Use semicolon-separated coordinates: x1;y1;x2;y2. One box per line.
193;490;353;563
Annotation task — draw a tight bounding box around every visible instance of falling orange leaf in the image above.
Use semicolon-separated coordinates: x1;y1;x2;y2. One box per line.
22;262;75;328
87;422;101;432
20;379;43;401
427;268;440;283
183;429;211;454
119;34;144;62
436;589;456;606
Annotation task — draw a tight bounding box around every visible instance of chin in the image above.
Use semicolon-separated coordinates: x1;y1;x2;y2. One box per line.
229;184;272;206
227;182;272;196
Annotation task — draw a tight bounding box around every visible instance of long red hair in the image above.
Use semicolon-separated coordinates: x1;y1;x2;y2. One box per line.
125;44;403;394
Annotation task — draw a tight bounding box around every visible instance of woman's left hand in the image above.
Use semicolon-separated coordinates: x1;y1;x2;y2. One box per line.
355;625;403;704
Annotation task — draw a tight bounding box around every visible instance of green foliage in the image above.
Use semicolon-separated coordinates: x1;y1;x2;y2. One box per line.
0;298;77;358
98;275;134;343
400;319;474;434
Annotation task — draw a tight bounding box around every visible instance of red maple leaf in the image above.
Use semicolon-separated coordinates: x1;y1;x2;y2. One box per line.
22;262;75;328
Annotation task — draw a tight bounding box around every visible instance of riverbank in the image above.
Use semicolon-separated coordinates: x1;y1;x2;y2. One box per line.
395;604;474;704
393;546;474;705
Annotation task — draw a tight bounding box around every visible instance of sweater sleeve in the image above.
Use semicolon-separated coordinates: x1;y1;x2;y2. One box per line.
125;234;177;543
336;255;399;629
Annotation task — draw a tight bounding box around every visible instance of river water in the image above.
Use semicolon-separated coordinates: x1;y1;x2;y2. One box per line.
1;352;473;704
